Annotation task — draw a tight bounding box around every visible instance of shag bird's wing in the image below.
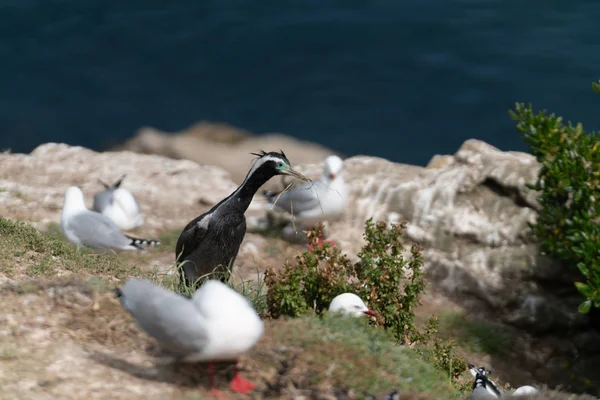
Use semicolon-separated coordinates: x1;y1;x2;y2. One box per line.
69;211;132;249
118;279;209;355
175;211;212;261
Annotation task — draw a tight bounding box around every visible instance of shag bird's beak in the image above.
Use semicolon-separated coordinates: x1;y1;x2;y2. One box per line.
363;309;378;318
281;167;310;182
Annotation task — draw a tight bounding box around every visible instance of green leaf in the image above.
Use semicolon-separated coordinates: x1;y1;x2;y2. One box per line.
593;81;600;94
574;282;591;296
579;299;592;314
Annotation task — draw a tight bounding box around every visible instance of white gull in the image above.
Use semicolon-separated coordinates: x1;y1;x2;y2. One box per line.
264;155;348;245
93;174;144;231
328;293;378;318
61;186;158;251
116;278;264;395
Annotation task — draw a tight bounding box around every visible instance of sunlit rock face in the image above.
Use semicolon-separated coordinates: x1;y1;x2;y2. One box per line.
257;139;587;333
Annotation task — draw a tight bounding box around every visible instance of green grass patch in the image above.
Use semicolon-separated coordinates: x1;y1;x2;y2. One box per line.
0;217;151;282
266;314;460;398
155;228;181;252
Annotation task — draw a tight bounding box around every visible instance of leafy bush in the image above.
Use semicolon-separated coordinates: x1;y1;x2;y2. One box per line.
509;86;600;313
264;223;357;319
355;220;427;342
265;219;426;340
264;219;467;388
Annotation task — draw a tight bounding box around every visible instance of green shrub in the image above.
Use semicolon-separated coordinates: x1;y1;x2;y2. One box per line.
355;220;427;342
509;87;600;313
264;219;467;389
264;223;356;318
265;219;426;340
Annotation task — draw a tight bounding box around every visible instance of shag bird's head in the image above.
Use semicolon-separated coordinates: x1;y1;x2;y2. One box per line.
249;150;308;181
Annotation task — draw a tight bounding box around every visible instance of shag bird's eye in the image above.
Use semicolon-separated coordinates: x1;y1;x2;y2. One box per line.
277;161;284;168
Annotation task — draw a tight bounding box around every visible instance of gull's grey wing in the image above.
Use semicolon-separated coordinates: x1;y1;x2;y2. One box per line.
119;279;209;355
69;211;131;249
269;180;323;215
93;189;114;213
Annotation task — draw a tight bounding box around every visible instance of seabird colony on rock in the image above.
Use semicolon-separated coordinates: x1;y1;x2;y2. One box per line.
115;278;264;395
47;150;542;398
176;150;308;287
328;293;378;318
61;186;159;251
264;154;348;246
93;174;144;231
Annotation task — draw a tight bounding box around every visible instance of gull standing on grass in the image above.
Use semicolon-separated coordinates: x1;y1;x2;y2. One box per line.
176;150;308;288
61;186;159;251
115;278;264;396
264;155;348;247
93;174;144;231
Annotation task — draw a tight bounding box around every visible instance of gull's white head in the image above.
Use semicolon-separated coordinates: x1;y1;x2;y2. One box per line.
322;155;344;181
63;186;87;213
328;293;377;318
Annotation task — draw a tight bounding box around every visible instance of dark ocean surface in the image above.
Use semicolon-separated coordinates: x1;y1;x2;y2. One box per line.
0;0;598;165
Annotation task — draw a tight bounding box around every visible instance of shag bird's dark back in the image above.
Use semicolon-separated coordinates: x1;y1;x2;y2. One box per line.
175;150;298;289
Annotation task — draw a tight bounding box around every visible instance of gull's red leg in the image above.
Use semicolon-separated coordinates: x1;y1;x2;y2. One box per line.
207;362;225;397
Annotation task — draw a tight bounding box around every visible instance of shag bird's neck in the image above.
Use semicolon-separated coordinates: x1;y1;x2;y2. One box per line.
220;166;277;213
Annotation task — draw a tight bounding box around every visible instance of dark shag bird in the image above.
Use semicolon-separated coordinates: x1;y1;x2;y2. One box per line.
176;150;307;288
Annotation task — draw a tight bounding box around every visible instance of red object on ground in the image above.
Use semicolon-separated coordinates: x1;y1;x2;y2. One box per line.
229;368;256;394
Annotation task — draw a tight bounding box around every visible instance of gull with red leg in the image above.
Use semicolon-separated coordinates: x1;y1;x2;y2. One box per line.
115;278;264;396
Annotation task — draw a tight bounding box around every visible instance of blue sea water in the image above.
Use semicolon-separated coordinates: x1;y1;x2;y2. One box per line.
0;0;598;165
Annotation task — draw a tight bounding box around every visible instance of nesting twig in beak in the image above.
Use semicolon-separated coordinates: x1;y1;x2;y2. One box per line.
270;180;299;210
282;168;310;182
